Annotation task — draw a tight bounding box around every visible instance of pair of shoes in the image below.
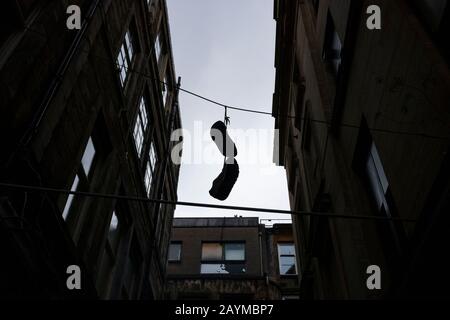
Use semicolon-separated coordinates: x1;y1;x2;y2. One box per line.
209;121;239;201
209;159;239;201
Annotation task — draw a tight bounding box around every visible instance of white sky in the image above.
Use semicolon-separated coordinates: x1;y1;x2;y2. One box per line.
167;0;291;222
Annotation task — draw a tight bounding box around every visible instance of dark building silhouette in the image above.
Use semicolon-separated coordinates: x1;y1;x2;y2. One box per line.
165;217;300;300
0;0;181;299
273;0;450;298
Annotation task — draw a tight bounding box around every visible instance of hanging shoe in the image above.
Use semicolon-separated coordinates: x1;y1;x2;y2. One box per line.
209;158;239;201
210;121;238;158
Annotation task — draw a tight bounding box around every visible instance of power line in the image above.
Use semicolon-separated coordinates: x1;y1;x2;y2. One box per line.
20;26;450;141
0;182;417;223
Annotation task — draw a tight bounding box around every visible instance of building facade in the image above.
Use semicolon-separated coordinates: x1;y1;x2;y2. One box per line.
165;217;300;300
0;0;181;299
273;0;450;298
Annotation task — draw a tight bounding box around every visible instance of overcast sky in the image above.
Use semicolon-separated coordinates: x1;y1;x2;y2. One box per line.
166;0;290;222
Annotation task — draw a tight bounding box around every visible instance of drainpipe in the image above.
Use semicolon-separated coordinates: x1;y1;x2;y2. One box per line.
258;227;264;276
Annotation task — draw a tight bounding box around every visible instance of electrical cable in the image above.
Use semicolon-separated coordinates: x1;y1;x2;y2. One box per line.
0;182;417;223
18;25;450;142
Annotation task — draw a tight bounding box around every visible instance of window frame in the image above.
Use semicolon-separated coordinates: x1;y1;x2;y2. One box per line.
277;242;298;276
168;241;182;263
200;241;246;274
133;96;149;157
62;137;97;226
144;142;158;195
116;29;136;87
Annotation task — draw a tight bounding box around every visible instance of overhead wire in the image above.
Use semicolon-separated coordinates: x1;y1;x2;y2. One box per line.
0;182;417;223
19;25;450;142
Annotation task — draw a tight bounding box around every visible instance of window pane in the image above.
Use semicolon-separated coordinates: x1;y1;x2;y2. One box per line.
155;34;161;61
125;31;134;58
280;256;297;275
144;162;152;194
278;243;295;255
201;263;228;274
201;243;222;261
162;75;167;107
139;97;148;129
108;211;120;251
369;142;388;192
224;243;245;261
133;116;144;156
168;243;181;261
117;30;134;87
200;263;246;274
149;143;157;170
81;137;96;175
62;175;79;220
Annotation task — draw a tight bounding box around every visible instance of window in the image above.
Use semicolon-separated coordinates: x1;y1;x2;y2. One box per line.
168;242;182;262
224;243;245;260
81;137;96;174
201;242;246;274
154;33;162;62
200;263;246;274
202;243;223;261
366;142;389;214
353;117;406;272
62;137;96;222
108;211;121;251
116;30;135;86
278;243;297;275
364;141;405;258
133;97;149;157
144;143;157;195
162;74;168;107
322;11;342;78
62;175;79;220
97;206;129;299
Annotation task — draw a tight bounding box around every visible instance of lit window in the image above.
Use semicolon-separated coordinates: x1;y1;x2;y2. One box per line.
278;243;297;275
168;242;182;262
62;175;79;220
133;97;149;156
116;30;135;86
81;137;96;175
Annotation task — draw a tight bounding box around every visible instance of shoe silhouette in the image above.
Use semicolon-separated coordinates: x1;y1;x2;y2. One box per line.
210;121;237;158
209;158;239;201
